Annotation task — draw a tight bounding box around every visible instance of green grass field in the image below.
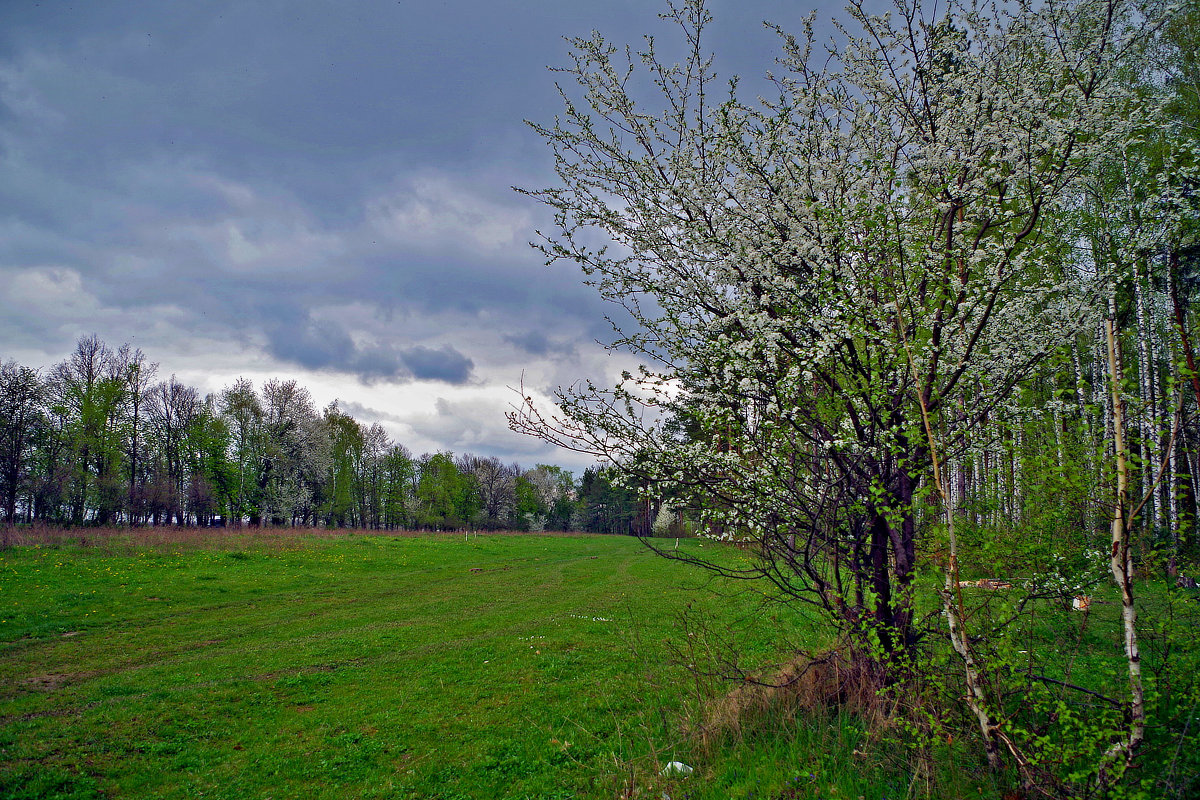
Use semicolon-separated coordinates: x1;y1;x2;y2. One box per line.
5;530;1196;799
4;530;937;800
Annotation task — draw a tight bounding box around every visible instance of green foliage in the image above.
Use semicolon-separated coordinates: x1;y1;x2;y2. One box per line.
415;452;478;529
575;466;642;535
512;473;544;530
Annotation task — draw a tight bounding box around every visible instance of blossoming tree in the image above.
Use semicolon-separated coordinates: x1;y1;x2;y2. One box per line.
513;0;1162;789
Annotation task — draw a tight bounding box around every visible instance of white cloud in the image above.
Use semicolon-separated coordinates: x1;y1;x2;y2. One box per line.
7;265;89;309
0;264;211;367
365;175;531;255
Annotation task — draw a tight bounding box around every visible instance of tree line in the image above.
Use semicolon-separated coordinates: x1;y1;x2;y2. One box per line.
0;334;650;533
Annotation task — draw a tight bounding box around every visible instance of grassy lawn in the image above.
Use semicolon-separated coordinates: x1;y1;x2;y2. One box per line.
9;530;1192;798
2;530;862;800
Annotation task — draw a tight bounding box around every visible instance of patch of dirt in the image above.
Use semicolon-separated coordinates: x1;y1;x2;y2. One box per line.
23;671;97;691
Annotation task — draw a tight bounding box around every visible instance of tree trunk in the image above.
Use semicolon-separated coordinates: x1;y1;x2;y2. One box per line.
1103;312;1146;770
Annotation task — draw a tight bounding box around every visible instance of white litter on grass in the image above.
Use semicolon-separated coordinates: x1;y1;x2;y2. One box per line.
568;614;613;622
660;761;693;777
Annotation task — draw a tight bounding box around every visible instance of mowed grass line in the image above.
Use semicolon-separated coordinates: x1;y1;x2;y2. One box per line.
1;533;798;799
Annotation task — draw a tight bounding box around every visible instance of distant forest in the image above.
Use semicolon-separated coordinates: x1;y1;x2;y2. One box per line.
0;334;652;533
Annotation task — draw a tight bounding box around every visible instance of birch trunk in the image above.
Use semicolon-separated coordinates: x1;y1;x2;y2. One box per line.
1133;262;1157;534
1103;311;1146;771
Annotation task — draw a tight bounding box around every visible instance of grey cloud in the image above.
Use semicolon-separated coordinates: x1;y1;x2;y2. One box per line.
0;23;632;376
262;311;397;382
266;315;356;371
40;162;615;344
351;344;407;382
504;330;578;359
399;345;474;385
261;311;474;385
0;0;842;462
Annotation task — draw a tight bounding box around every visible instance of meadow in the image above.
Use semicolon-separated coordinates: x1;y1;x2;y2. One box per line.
2;529;1000;799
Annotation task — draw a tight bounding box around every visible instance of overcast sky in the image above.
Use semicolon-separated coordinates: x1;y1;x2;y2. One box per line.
0;0;841;470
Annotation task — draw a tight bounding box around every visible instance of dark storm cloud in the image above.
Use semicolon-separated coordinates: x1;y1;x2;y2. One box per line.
264;314;357;373
351;344;408;383
261;311;474;384
398;345;474;384
0;0;686;207
0;0;827;327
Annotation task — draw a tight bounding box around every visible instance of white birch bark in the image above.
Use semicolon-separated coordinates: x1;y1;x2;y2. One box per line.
1133;261;1157;533
1102;310;1146;772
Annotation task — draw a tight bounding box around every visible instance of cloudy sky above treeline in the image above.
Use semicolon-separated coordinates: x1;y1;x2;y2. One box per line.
0;0;840;469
